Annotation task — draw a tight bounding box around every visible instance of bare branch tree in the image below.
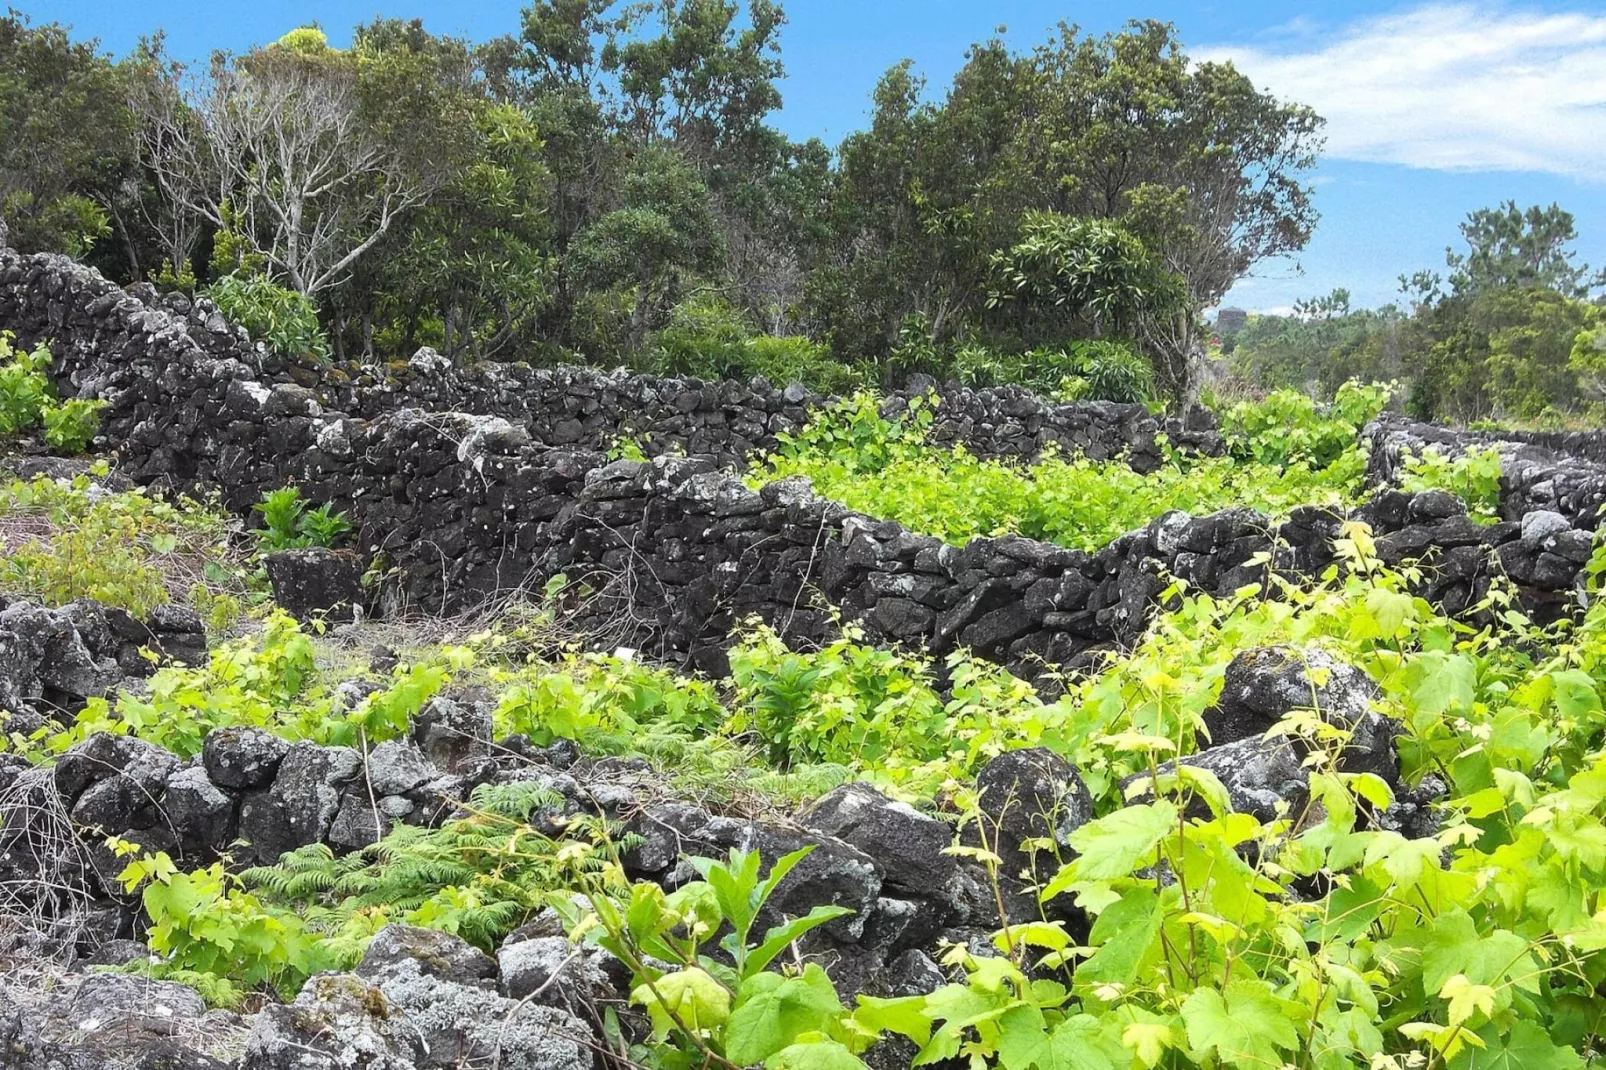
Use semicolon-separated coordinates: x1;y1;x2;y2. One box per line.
136;44;441;296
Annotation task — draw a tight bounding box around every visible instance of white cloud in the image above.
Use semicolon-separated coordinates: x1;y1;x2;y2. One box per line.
1198;4;1606;178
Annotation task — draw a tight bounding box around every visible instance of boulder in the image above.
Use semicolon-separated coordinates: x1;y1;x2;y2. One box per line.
1205;646;1378;745
355;924;498;990
411;696;493;770
1205;646;1400;786
202;727;289;791
54;733;176;805
498;934;623;1015
263;548;364;622
971;748;1094;921
364;740;435;797
68;972;207;1037
237;741;361;863
1137;734;1310;825
803;782;956;897
163;765;236;859
242;973;423;1070
746;824;883;942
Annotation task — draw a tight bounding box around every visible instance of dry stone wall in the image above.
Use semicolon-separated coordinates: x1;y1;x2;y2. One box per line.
0;249;1217;473
1;248;1600;678
1367;413;1606;529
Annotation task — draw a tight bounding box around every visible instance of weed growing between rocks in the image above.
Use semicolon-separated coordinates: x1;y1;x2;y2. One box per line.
0;469;254;625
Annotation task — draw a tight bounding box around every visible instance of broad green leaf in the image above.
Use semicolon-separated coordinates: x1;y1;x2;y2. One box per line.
1451;1021;1583;1070
726;965;844;1065
765;1039;868;1070
1180;981;1298;1067
1063;801;1178;881
631;966;731;1038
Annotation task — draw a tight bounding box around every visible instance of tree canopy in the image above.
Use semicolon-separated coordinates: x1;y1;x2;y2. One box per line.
1;6;1324;401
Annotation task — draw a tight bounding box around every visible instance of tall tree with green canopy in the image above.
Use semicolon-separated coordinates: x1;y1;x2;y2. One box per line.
1446;201;1602;299
566;144;725;351
807;20;1323;401
0;12;138;261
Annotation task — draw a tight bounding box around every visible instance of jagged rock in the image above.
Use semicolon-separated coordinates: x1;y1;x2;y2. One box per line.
163;765;236;858
1521;510;1572;550
747;824;883;942
972;748;1094;920
364;740;435;796
0;601;121;703
237;741;361;863
360;953;593;1070
356;924;499;990
882;948;947;997
1206;646;1379;745
803;782;956;897
202;727;289;791
498;935;623;1015
83;939;152;966
54;734;176;805
263;548;364;622
242;973;423;1070
1140;734;1311;825
1205;646;1401;786
68;972;207;1036
327;790;390;853
411;696;493;770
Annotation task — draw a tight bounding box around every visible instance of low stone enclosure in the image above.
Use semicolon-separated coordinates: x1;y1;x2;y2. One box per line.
3;247;1603;683
2;253;1605;1069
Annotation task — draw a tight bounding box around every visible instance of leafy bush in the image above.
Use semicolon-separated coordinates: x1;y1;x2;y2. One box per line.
554;846;859;1067
42;397;105;452
0;332;102;452
757;390;1373;551
1400;445;1504;522
0;471;245;618
1059;338;1156;403
1221;378;1393;470
253;486;353;552
0;332;52;433
648;295;867;392
206;274;329;361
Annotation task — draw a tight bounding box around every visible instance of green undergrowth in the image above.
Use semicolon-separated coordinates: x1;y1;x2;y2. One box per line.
81;527;1606;1070
0;331;105;452
753;383;1408;551
0;467;253;625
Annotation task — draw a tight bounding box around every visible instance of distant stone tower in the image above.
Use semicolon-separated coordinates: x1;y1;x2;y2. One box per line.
1215;307;1248;335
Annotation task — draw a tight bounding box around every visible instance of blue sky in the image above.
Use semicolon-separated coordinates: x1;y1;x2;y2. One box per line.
21;0;1606;313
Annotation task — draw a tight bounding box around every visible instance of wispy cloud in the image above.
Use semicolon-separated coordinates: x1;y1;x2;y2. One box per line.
1198;4;1606;178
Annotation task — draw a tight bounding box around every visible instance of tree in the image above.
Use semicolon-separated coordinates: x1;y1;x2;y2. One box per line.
566;145;724;350
806;20;1324;400
1021;21;1324;400
137;25;473;296
0;12;138;260
1447;201;1601;299
986;212;1186;357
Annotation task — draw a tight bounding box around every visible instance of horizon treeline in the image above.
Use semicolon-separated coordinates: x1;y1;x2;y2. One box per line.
3;2;1602;424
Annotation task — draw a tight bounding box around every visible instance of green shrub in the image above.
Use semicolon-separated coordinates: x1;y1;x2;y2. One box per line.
0;332;106;454
206;274;329;360
1060;338;1155;403
42;397;104;452
1222;378;1393;470
0;332;53;433
1400;445;1503;522
0;472;245;618
253;486;352;552
953;340;1155;403
648;295;867;392
757;389;1374;552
